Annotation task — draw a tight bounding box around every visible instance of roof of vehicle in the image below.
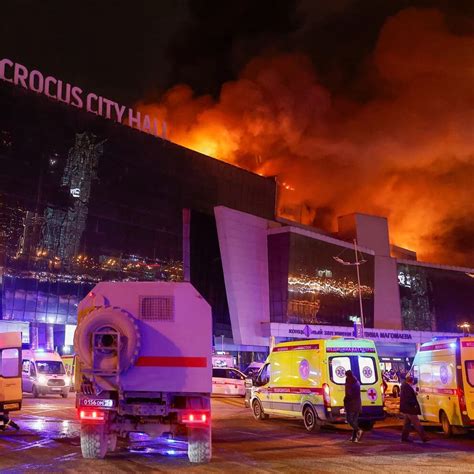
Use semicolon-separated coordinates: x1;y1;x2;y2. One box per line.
22;349;63;361
273;337;377;351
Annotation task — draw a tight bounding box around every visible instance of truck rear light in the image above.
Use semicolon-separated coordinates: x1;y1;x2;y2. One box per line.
181;411;210;425
79;409;105;421
457;388;467;414
322;383;331;407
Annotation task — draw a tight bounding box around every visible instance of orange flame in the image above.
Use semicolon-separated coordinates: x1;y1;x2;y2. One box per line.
138;8;474;267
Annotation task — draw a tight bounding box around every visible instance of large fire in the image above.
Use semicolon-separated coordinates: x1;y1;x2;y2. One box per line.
138;8;474;267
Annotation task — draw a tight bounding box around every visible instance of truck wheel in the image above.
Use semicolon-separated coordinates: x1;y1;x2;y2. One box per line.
107;433;117;452
61;390;69;399
303;405;320;432
392;386;400;398
252;399;269;420
32;385;39;398
188;426;211;463
80;424;107;459
440;411;453;437
358;420;375;431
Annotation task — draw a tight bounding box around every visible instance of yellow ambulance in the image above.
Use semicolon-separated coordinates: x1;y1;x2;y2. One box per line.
250;337;385;431
411;337;474;435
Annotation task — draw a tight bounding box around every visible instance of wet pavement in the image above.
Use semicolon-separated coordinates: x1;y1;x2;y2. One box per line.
1;394;474;473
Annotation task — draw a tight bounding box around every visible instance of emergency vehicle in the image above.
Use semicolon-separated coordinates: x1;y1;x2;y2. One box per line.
250;337;385;431
74;282;212;463
411;337;474;435
22;349;71;398
0;332;22;429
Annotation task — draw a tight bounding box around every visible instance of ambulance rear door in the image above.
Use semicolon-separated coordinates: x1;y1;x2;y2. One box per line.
0;332;22;411
460;339;474;421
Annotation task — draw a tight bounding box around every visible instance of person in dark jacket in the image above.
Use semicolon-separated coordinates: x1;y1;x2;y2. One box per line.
400;375;428;442
344;370;363;442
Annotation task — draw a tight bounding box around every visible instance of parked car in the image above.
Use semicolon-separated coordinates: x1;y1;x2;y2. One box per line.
212;367;246;396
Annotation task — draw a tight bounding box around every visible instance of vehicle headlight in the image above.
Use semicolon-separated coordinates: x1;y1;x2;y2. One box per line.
38;375;47;385
65;376;71;386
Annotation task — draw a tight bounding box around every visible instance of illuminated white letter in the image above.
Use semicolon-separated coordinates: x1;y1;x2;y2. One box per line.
114;103;126;123
86;93;98;115
44;76;57;98
0;58;14;83
128;108;141;130
71;86;83;108
14;62;28;88
142;114;151;133
57;80;71;103
102;98;114;119
29;70;44;93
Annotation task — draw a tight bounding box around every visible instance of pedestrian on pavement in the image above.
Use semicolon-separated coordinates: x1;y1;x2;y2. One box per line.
400;374;428;443
344;369;363;442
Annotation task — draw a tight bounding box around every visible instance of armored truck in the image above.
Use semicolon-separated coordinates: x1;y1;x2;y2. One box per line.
74;282;212;463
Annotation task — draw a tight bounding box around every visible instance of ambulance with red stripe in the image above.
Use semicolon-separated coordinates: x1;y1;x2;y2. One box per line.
74;282;212;463
411;337;474;435
250;337;385;431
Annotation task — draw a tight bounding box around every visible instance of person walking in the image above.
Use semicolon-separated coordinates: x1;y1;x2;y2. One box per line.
400;374;428;442
344;370;363;442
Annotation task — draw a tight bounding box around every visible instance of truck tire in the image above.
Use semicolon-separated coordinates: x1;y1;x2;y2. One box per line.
74;306;141;373
80;424;108;459
61;390;69;399
32;385;39;398
107;433;117;452
188;426;211;463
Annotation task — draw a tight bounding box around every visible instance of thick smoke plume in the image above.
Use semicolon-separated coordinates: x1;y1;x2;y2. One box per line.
138;8;474;267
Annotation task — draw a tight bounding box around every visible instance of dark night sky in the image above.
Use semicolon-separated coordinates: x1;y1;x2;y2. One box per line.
1;0;472;106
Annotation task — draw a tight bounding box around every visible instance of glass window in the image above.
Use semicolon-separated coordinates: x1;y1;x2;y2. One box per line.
466;361;474;387
329;356;351;385
228;369;244;380
359;356;377;385
36;361;65;375
212;368;226;378
258;364;270;385
22;360;30;373
420;363;432;385
0;348;20;377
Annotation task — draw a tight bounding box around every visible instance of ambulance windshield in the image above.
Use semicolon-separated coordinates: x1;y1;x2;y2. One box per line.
329;355;377;385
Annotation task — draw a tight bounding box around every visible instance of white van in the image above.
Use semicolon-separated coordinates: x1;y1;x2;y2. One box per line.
22;349;71;398
411;337;474;435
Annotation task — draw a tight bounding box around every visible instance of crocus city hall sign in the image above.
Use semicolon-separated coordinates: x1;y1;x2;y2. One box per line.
0;58;166;137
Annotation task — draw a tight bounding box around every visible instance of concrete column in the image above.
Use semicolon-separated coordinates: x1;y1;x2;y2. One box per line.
29;322;39;349
46;324;54;351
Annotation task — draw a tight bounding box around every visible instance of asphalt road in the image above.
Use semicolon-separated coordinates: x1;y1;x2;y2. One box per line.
1;394;473;473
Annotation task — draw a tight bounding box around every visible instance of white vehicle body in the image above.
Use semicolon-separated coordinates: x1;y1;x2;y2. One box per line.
412;337;474;435
212;368;246;396
74;282;212;463
22;349;70;398
0;332;22;420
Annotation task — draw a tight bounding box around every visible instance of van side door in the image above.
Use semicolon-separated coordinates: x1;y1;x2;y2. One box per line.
22;360;32;392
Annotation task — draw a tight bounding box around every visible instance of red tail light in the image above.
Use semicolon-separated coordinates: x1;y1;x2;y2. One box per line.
322;383;331;407
457;388;467;414
79;409;105;421
181;411;210;425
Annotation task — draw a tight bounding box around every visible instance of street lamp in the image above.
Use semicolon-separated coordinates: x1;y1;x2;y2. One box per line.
458;322;471;336
333;239;367;337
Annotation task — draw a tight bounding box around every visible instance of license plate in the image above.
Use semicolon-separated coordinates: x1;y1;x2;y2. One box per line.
51;387;62;391
80;398;114;408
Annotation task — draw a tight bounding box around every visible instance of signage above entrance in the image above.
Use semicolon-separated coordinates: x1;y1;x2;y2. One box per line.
0;58;166;138
262;322;461;345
